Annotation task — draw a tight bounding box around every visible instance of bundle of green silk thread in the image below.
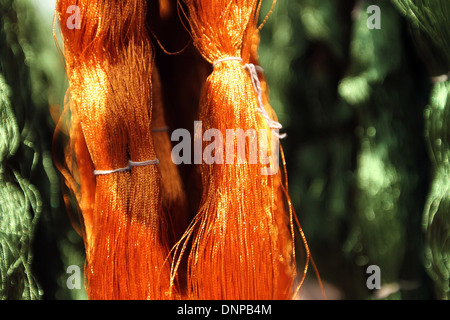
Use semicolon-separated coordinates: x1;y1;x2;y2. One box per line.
391;0;450;299
0;14;42;298
0;0;77;300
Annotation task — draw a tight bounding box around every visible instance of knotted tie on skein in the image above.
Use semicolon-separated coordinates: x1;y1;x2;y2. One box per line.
56;0;177;299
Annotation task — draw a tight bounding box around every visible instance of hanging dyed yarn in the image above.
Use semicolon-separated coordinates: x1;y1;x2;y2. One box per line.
55;0;177;299
169;0;308;300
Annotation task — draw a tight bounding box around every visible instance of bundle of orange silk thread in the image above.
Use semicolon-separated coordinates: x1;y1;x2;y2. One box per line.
56;0;176;299
169;0;302;299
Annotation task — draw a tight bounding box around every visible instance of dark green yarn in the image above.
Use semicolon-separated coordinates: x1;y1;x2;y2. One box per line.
392;0;450;67
1;0;86;300
423;81;450;299
392;0;450;299
0;27;42;300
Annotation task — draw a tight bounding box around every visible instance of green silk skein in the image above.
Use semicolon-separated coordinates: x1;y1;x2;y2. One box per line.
392;0;450;299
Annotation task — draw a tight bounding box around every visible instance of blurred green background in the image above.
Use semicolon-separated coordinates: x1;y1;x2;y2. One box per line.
1;0;448;300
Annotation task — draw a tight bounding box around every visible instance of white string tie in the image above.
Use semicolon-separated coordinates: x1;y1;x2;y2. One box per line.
93;159;160;175
213;57;287;139
93;166;130;176
129;159;160;167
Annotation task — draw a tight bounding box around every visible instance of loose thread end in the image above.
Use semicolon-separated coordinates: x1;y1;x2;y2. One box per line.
212;57;287;140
